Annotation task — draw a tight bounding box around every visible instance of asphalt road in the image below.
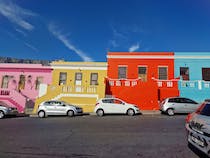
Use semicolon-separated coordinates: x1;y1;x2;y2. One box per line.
0;114;205;158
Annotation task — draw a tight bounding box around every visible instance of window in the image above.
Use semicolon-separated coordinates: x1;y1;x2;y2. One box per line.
18;75;25;90
113;99;123;104
90;73;98;85
138;66;147;82
168;98;181;103
180;67;189;80
35;77;43;90
158;67;168;80
199;103;210;116
59;72;67;85
202;68;210;81
75;72;82;86
1;75;9;88
118;66;127;79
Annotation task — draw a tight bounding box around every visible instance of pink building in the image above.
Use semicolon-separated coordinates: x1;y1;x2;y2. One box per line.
0;64;52;113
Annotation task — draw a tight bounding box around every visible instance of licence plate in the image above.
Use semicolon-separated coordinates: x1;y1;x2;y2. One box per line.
191;135;205;147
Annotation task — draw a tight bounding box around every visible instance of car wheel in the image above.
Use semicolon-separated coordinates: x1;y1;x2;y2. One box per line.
167;108;174;116
67;110;74;117
96;109;104;117
0;110;5;119
127;109;135;116
38;111;45;118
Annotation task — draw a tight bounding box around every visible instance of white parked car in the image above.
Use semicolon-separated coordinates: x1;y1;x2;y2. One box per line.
37;100;83;118
94;98;140;116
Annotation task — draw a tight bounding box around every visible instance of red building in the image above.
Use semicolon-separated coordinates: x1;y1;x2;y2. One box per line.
105;52;179;110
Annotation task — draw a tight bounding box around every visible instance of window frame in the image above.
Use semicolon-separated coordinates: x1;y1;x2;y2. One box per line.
138;66;147;82
180;67;189;81
158;66;168;80
118;66;127;79
59;72;67;85
90;73;98;85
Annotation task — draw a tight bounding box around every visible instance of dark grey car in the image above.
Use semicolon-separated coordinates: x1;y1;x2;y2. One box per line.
0;104;18;119
159;97;200;116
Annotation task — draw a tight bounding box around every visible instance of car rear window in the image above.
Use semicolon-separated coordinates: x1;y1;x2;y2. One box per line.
102;99;113;103
168;98;180;103
199;103;210;116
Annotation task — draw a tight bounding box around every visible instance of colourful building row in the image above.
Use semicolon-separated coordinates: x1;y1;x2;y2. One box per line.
0;52;210;113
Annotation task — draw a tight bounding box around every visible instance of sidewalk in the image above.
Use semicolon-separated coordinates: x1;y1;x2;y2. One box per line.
140;110;161;115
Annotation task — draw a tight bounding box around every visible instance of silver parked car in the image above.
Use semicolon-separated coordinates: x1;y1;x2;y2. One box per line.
0;103;18;119
159;97;200;116
37;100;83;118
186;101;210;157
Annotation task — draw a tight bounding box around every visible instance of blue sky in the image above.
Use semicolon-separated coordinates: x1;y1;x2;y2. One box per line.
0;0;210;62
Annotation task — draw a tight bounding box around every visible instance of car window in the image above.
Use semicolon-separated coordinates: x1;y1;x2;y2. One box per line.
45;101;54;106
102;99;113;103
113;99;123;104
169;98;181;103
199;103;210;116
181;98;197;104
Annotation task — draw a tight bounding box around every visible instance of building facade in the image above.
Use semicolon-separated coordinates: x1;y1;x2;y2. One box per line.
0;64;52;113
106;52;179;110
175;52;210;102
34;61;107;113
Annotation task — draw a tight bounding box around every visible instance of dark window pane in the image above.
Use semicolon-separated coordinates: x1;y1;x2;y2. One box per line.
158;67;167;80
202;68;210;81
200;103;210;116
118;67;127;79
180;67;189;80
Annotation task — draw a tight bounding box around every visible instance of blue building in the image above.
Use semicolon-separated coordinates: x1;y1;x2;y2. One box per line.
175;52;210;103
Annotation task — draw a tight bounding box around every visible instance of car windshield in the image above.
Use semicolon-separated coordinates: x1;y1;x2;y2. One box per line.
199;103;210;116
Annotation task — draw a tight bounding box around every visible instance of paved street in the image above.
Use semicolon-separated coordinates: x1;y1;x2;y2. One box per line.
0;114;204;158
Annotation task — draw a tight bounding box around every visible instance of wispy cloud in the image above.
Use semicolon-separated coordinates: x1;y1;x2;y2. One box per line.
24;42;38;52
129;43;140;52
15;28;27;36
0;0;36;31
4;29;39;52
48;23;93;62
111;25;127;40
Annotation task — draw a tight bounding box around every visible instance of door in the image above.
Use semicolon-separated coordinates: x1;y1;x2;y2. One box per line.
111;98;127;114
101;99;114;113
182;98;199;113
168;98;186;113
56;102;67;115
44;101;57;115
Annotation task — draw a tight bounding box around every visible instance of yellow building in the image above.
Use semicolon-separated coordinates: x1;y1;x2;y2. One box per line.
33;61;107;113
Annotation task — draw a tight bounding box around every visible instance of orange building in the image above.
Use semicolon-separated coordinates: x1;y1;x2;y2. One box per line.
106;52;179;110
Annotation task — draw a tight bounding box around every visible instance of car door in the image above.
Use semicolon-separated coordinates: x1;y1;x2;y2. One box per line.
55;102;67;115
170;98;186;113
111;99;127;114
101;99;114;113
183;98;199;113
45;101;57;115
178;98;190;113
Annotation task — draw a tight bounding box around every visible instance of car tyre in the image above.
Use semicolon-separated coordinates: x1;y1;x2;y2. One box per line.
67;110;74;117
0;110;5;119
38;111;45;118
127;109;135;116
167;108;174;116
96;109;104;117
